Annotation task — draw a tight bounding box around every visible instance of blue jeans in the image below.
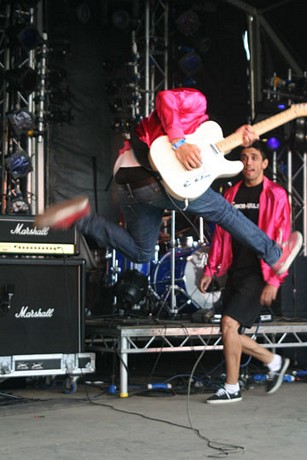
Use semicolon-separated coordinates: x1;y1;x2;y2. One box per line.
78;181;282;265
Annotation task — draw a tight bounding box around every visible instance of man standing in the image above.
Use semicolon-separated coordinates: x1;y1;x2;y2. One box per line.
199;140;292;403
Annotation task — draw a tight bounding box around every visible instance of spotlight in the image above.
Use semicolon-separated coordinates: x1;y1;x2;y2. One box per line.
267;136;281;151
5;151;33;179
175;9;200;37
114;270;148;312
178;51;202;76
4;67;39;93
7;109;36;137
112;10;130;29
8;193;30;215
295;118;307;144
6;23;43;51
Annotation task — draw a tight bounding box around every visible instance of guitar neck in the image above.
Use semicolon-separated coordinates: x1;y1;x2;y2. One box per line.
216;107;298;154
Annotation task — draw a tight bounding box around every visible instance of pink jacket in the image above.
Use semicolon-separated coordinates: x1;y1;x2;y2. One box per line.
204;176;291;288
135;88;209;147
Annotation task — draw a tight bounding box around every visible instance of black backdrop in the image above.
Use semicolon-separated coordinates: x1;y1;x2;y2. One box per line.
45;0;307;219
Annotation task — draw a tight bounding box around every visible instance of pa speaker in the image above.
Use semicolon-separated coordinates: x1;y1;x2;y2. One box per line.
0;258;85;355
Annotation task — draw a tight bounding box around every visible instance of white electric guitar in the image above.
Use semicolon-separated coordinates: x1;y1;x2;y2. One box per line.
149;103;307;201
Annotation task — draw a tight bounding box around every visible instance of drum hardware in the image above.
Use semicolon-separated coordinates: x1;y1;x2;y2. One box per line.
103;216;219;319
152;245;222;316
152;213;217;318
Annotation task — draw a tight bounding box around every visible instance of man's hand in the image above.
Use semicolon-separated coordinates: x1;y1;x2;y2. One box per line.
174;142;202;170
198;274;212;293
236;124;259;147
260;284;278;306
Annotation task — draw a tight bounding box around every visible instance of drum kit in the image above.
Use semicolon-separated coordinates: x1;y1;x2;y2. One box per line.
104;211;223;320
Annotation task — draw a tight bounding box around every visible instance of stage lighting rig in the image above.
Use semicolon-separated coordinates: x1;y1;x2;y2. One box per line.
178;51;202;76
5;150;33;180
294;117;307;146
6;178;31;215
175;9;200;37
6;23;43;52
6;109;36;137
4;67;39;93
267;136;282;152
112;9;131;30
114;269;148;314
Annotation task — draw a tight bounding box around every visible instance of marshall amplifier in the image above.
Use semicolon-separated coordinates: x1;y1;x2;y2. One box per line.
0;215;79;255
0;258;86;356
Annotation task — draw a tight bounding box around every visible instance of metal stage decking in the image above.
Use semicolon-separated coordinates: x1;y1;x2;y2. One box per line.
85;317;307;397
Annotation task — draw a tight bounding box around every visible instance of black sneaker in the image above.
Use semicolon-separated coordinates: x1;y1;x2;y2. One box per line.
206;387;242;404
266;357;290;394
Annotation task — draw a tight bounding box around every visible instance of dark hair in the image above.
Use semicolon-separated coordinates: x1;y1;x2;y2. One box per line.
241;140;268;160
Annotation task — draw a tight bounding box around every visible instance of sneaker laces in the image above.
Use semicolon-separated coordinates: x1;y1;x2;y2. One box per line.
215;388;229;396
268;370;278;380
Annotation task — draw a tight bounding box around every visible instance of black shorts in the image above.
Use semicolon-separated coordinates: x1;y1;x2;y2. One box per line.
221;270;265;329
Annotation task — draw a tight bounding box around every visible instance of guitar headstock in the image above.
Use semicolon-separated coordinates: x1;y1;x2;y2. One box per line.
291;103;307;118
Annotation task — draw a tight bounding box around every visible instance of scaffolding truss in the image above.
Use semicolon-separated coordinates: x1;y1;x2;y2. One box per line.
0;1;46;215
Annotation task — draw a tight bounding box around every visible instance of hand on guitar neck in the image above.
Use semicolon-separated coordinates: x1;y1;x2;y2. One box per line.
235;124;259;148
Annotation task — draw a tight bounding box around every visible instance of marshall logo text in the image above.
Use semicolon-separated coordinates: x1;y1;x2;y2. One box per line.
15;306;55;319
10;223;49;236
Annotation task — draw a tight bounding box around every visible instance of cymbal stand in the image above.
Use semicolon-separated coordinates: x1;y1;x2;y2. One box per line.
159;210;184;318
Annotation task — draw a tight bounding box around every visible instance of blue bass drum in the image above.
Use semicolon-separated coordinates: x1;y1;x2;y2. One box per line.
107;249;151;286
152;245;221;313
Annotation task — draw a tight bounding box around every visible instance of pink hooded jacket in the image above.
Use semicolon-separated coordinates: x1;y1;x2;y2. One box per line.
204;176;291;288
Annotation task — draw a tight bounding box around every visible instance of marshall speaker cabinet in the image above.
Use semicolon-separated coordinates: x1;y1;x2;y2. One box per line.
0;257;95;379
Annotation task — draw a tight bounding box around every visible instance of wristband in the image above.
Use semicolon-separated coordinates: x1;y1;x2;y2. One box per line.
172;138;186;150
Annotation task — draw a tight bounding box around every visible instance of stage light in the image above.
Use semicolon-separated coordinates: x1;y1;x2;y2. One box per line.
4;67;39;93
175;9;200;37
5;151;33;179
6;23;43;51
295;118;307;144
112;10;130;29
7;109;36;137
267;136;281;151
114;270;148;312
178;51;202;76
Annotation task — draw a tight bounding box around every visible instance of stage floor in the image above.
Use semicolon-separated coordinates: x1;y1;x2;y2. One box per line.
85;315;307;397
